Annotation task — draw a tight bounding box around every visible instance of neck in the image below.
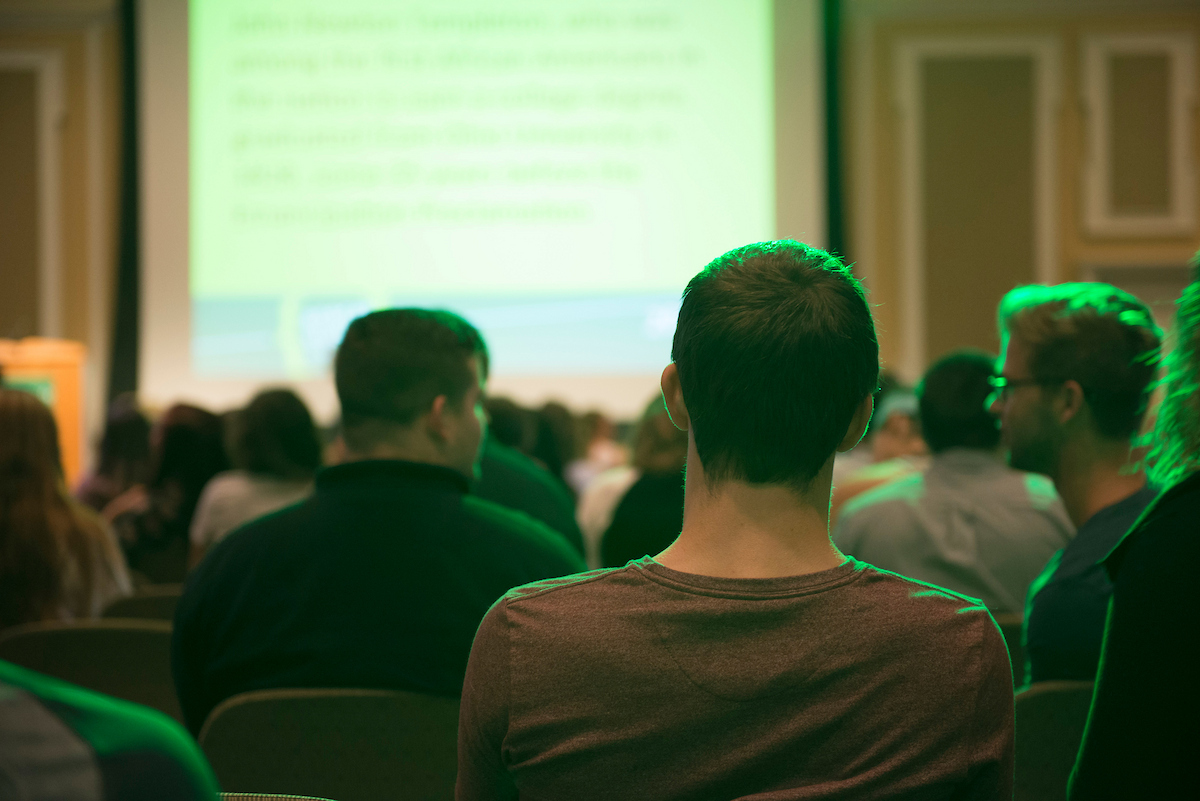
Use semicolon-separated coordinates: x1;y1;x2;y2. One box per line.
655;438;844;579
1052;434;1146;529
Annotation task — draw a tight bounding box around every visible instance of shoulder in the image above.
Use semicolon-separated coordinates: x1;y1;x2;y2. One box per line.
840;472;925;521
851;559;996;630
462;495;583;562
0;661;219;797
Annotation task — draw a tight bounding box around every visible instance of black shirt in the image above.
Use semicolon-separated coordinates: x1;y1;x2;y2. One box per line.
172;459;585;734
1023;484;1156;684
475;437;584;556
1069;472;1200;800
600;471;685;568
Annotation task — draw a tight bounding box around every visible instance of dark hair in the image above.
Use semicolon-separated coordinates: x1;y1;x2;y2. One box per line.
531;402;575;482
96;393;150;484
485;397;535;452
229;389;321;480
918;350;1001;453
998;283;1162;440
671;240;879;488
335;308;488;452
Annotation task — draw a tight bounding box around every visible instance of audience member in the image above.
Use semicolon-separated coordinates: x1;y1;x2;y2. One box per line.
173;309;584;734
0;659;220;800
0;389;130;629
74;393;151;513
106;404;228;584
188;388;322;568
457;241;1012;801
835;350;1073;613
483;397;535;452
829;388;929;522
599;398;687;567
575;462;639;569
991;283;1161;684
1069;267;1200;799
530;401;575;488
565;410;628;495
474;433;585;555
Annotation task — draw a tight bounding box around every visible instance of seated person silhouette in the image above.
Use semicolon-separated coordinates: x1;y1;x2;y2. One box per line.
173;309;585;734
456;241;1014;801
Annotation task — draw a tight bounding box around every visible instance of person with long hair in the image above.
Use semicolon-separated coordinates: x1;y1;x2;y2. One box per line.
75;392;151;513
188;388;321;567
0;389;130;629
1069;265;1200;799
105;404;228;583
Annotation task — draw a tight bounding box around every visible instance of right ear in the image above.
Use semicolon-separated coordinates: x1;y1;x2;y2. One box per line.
660;363;690;432
837;393;875;453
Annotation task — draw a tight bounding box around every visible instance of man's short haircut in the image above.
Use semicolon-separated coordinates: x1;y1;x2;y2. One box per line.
671;240;879;489
997;282;1162;440
918;350;1001;454
335;309;488;452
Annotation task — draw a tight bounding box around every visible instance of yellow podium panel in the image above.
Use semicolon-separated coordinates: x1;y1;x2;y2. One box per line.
0;338;87;487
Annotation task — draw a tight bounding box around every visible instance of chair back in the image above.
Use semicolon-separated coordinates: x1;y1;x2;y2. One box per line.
103;584;184;620
993;612;1024;685
0;619;180;722
221;795;338;801
200;688;459;801
1014;680;1095;801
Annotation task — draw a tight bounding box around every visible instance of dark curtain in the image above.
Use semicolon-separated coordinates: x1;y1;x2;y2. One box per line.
109;0;140;403
823;0;845;260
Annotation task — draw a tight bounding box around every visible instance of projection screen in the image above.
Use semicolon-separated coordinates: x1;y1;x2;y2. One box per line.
139;0;826;419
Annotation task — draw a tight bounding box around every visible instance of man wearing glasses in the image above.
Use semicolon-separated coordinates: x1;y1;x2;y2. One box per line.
989;283;1161;686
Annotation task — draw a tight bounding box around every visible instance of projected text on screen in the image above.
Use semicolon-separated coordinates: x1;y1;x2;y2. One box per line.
190;0;774;377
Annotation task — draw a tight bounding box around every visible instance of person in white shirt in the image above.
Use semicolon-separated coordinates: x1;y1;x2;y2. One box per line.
188;388;321;568
834;350;1073;613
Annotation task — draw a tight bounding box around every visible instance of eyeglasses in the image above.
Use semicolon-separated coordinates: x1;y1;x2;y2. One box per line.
985;375;1060;403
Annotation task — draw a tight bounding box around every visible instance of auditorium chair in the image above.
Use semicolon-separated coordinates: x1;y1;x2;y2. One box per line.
992;612;1024;685
222;795;338;801
103;584;184;621
0;619;181;722
1014;680;1095;801
199;688;460;801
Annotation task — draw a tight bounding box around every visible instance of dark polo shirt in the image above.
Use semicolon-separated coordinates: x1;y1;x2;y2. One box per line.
172;459;585;734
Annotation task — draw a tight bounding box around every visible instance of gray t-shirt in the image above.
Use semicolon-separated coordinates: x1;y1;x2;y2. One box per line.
189;470;311;550
834;449;1073;614
457;556;1013;801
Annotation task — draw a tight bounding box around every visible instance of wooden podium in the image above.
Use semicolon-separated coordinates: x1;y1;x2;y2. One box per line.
0;338;87;486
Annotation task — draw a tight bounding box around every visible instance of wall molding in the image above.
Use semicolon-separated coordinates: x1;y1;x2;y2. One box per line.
0;48;66;339
893;35;1061;380
1081;33;1196;238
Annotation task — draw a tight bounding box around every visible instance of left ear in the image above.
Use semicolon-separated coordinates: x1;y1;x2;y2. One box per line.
425;395;451;442
1055;380;1086;425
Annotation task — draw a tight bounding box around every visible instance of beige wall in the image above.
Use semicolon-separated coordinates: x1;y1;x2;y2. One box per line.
0;0;121;465
845;1;1200;381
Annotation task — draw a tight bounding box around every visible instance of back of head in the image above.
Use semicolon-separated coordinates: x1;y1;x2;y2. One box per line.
0;389;75;627
151;404;228;492
532;402;576;480
485;397;535;452
97;392;151;483
229;389;322;481
335;308;488;453
998;282;1162;441
918;350;1001;454
1149;263;1200;486
671;240;879;489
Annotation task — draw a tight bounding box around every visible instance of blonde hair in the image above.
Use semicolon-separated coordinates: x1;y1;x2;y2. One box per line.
1147;269;1200;487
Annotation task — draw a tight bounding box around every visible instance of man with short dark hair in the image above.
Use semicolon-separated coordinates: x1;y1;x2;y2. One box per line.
835;349;1073;613
173;309;584;734
457;242;1013;801
989;283;1161;684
